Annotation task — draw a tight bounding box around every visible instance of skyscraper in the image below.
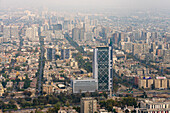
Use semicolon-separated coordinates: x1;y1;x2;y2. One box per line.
79;28;85;41
93;46;113;91
72;28;80;41
53;24;62;31
132;43;143;56
63;20;70;31
61;48;70;60
46;48;56;61
26;27;38;41
0;22;3;32
111;33;119;46
3;26;11;42
10;26;19;40
46;48;53;61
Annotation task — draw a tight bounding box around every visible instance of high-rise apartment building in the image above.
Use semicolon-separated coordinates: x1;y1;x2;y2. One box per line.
93;46;113;91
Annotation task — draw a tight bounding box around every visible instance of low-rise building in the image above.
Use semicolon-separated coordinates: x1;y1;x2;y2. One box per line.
6;81;13;88
71;79;97;93
136;99;170;113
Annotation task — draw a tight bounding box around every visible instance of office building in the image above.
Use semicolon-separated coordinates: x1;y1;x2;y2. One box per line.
54;31;64;39
151;42;157;54
0;22;3;32
143;44;150;54
93;46;113;91
79;28;85;41
71;79;97;93
123;42;133;52
46;48;56;61
63;20;70;31
72;28;80;41
53;24;62;31
3;26;11;42
85;32;93;41
132;43;143;56
61;48;70;60
118;32;125;43
81;97;97;113
151;32;158;39
46;48;52;61
26;27;38;41
111;33;119;46
10;26;19;40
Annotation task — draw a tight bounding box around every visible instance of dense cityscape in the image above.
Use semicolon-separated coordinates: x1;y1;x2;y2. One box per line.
0;1;170;113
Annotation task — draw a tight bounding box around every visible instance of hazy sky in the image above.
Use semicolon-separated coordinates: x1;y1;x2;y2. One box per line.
0;0;170;11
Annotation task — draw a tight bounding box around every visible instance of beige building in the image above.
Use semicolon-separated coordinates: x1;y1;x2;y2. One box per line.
43;85;53;95
0;83;4;96
81;97;97;113
138;77;169;89
154;79;167;89
168;79;170;88
138;79;153;89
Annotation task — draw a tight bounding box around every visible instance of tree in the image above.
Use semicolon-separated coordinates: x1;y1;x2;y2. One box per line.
9;99;16;105
49;65;53;70
43;91;47;95
47;103;60;113
23;90;32;97
35;47;39;52
10;93;15;98
73;106;80;113
125;109;130;113
151;84;155;90
143;92;147;98
23;76;31;89
3;92;8;97
65;100;70;107
14;66;20;71
33;98;39;106
2;80;7;87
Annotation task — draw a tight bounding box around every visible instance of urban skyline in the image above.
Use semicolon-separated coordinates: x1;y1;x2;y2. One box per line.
0;0;170;113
